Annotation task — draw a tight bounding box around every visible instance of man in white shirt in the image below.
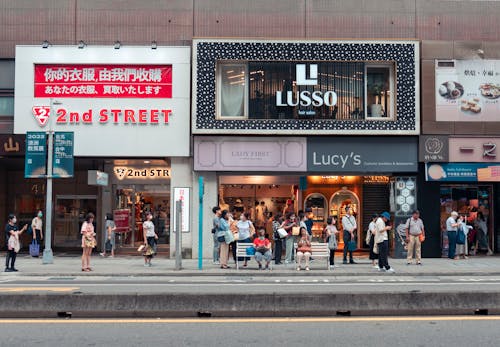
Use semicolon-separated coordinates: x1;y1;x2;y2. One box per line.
375;211;395;273
405;210;425;265
342;206;357;264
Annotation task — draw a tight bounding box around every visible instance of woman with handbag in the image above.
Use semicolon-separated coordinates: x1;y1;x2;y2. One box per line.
236;212;254;267
142;212;158;267
5;214;28;272
296;227;312;271
218;210;231;269
81;213;96;272
324;217;338;269
283;212;298;264
272;213;284;265
367;214;379;269
253;229;272;270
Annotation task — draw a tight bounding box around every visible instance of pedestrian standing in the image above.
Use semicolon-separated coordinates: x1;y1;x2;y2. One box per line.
218;210;231;269
446;211;462;260
324;217;338;269
236;212;255;267
31;210;44;253
5;214;27;272
283;212;298;264
272;213;284;265
342;206;357;264
142;212;158;267
405;210;425;265
473;211;493;256
100;213;116;258
81;213;96;272
375;211;395;273
367;214;378;269
212;206;221;265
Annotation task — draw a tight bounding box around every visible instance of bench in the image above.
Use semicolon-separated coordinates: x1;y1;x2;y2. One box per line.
294;242;330;270
235;242;273;270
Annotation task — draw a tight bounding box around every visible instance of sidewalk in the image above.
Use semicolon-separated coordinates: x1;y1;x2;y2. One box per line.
2;252;500;277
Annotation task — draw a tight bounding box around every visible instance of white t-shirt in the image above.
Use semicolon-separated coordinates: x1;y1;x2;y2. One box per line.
375;217;388;242
143;220;155;237
32;217;43;231
342;215;357;232
237;220;253;240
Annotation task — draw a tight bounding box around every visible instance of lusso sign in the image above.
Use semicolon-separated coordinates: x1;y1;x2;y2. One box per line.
307;137;418;173
276;64;337;110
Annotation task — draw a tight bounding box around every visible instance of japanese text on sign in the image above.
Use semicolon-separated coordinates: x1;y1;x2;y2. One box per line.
34;64;172;98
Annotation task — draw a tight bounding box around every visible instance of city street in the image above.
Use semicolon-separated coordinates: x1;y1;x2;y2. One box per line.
0;316;499;347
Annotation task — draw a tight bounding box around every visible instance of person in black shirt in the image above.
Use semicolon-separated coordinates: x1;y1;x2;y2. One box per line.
5;213;27;272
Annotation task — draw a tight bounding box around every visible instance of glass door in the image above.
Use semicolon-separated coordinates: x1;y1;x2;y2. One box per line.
54;195;97;247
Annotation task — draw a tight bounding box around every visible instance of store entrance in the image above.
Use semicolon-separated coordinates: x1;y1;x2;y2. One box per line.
114;184;170;247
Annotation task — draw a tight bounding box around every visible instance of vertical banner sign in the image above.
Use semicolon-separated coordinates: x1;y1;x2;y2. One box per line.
173;188;190;233
113;209;130;234
24;132;47;178
53;132;74;178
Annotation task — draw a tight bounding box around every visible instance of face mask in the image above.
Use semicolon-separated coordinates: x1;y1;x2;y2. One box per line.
38;213;43;218
12;218;17;224
259;235;265;239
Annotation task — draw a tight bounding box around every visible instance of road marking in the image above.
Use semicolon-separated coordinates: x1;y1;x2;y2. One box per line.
0;287;79;293
0;316;499;324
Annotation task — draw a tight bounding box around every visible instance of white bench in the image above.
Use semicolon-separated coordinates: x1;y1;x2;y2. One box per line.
295;242;330;270
235;242;273;270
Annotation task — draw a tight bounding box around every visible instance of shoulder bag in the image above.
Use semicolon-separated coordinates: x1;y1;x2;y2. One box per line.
29;239;40;257
456;225;466;245
292;226;300;236
328;235;338;250
277;228;288;239
346;240;357;252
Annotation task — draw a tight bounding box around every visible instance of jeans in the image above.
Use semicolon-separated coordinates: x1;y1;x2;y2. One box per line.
274;239;283;264
213;233;220;262
5;249;16;269
378;240;390;270
343;231;353;262
255;250;272;263
447;231;457;259
285;236;294;263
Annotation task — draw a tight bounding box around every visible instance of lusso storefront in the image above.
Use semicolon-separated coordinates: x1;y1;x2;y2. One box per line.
14;46;192;254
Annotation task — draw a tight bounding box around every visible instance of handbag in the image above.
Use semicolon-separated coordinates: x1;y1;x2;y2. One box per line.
277;228;288;239
328;235;338;250
246;247;256;256
105;239;113;252
292;226;300;236
456;226;466;245
29;240;40;257
365;230;372;245
233;232;240;241
217;235;225;242
373;242;379;254
256;246;268;254
137;244;146;252
419;234;425;243
224;229;234;244
347;240;356;252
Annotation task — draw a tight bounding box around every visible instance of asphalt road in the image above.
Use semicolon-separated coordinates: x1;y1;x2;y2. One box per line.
0;316;499;347
1;275;500;294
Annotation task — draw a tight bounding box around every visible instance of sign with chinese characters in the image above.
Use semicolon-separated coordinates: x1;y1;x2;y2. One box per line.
0;135;24;156
113;166;170;181
425;163;496;182
436;60;500;122
173;187;190;233
53;132;74;178
419;135;448;162
14;46;190;157
34;64;172;98
24;132;46;178
449;137;500;162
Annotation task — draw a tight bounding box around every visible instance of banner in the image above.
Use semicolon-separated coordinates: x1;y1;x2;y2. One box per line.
24;132;46;178
53;132;74;178
113;209;130;234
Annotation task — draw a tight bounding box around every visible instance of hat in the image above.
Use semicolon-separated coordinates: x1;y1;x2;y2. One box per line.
381;211;391;220
451;211;458;217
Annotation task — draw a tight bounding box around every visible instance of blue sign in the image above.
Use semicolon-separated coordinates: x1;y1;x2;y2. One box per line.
53;132;74;178
24;132;47;178
425;163;489;182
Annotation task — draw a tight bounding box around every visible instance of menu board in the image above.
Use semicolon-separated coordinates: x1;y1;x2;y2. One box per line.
436;60;500;122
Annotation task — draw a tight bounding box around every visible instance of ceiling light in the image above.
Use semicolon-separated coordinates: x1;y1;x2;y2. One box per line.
114;41;121;49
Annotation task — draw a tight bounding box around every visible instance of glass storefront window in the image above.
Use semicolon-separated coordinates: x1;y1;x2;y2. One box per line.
366;64;394;118
54;196;97;247
217;63;248;118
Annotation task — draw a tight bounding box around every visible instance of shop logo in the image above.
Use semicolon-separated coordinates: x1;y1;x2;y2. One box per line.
114;167;127;180
32;106;51;127
276;64;337;109
424;137;444;155
114;166;170;180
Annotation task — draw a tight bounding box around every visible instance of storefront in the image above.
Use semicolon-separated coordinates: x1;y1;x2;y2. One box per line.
14;46;192;253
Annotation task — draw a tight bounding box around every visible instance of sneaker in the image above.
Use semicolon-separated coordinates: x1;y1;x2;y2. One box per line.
372;265;379;269
296;267;301;271
144;264;149;267
329;265;335;270
487;251;494;256
4;268;12;272
305;267;310;271
378;268;386;272
386;268;395;273
213;261;220;265
148;263;152;267
99;253;105;257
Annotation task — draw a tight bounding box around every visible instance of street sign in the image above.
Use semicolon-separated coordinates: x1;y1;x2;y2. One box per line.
24;132;47;178
53;132;74;178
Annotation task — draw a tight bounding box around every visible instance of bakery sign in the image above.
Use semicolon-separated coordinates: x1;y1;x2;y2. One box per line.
436;60;500;122
14;46;190;157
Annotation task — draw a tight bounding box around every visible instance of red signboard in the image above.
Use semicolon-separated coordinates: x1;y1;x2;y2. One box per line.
34;64;172;98
113;209;130;234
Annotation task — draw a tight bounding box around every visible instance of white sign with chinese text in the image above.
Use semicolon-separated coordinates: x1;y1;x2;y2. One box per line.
173;187;190;233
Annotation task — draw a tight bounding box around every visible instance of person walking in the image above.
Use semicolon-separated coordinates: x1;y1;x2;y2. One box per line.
81;213;96;272
405;210;425;265
236;212;255;267
473;211;493;256
5;214;28;272
324;217;339;269
272;213;284;265
31;210;44;254
296;227;312;271
342;206;357;264
212;206;221;265
446;211;462;260
375;211;395;273
283;212;298;264
367;214;378;269
142;212;158;267
100;213;116;258
218;210;231;269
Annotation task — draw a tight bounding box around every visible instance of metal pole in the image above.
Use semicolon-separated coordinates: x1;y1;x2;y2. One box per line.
198;176;204;270
42;99;55;264
175;200;182;270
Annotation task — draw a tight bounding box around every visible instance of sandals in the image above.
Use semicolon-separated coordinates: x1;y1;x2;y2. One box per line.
82;268;91;272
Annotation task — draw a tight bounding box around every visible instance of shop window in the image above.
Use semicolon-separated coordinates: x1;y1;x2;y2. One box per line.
217;63;248;119
0;95;14;116
366;63;395;119
216;61;396;121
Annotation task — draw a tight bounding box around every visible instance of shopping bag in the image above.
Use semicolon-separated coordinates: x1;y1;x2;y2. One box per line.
29;240;40;257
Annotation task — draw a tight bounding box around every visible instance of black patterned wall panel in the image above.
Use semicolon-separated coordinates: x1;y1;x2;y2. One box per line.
193;40;419;134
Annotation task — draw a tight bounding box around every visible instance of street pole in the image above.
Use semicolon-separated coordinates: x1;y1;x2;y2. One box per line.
42;99;58;264
175;200;182;270
198;176;204;270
